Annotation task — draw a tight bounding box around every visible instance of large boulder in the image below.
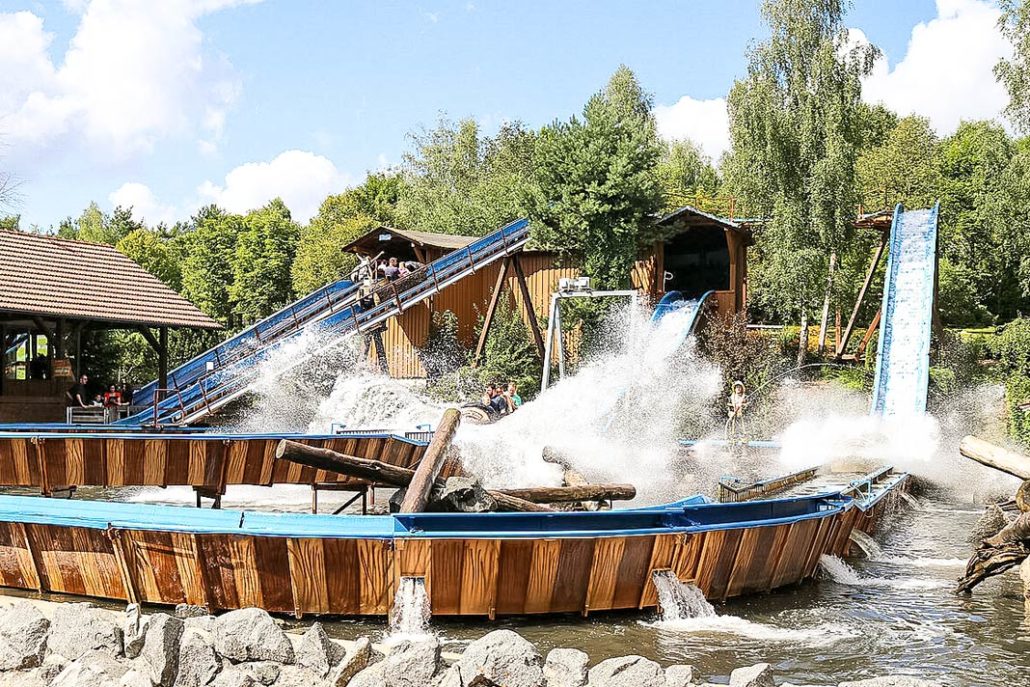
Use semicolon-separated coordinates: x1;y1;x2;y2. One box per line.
175;605;209;620
451;630;543;687
49;604;124;661
542;648;588;687
212;609;293;664
237;662;280;686
0;601;50;670
729;663;774;687
295;622;344;678
39;654;69;684
124;605;148;659
838;679;943;687
429;477;497;513
587;656;664;687
173;628;221;687
139;614;184;687
665;664;699;687
327;637;375;687
210;667;256;687
120;669;156;687
265;665;324;687
347;661;387;687
50;650;130;687
383;638;441;687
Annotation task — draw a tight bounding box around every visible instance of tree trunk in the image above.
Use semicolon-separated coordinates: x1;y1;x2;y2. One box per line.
400;409;461;513
499;484;636;503
797;308;809;367
959;435;1030;481
956;511;1030;594
817;252;837;354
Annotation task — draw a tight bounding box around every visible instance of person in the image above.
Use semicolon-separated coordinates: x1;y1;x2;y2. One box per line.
488;384;509;415
726;380;747;439
66;374;89;408
398;262;410;278
481;384;497;408
103;384;122;408
120;382;134;406
379;257;401;281
91;393;104;407
505;382;522;411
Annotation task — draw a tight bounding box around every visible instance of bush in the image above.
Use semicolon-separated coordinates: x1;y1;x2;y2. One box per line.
992;318;1030;377
1006;375;1030;449
698;313;784;396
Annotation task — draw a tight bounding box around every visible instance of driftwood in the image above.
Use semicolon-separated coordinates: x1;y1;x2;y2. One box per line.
956;511;1030;594
959;435;1030;480
275;439;552;512
400;409;460;513
501;484;636;503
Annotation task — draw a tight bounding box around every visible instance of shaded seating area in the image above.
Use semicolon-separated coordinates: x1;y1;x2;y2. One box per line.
0;230;221;423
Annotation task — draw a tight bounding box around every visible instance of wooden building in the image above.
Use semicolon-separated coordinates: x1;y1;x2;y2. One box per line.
347;207;751;378
0;231;221;423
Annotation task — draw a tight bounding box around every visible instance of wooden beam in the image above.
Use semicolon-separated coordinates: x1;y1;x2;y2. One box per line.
837;234;887;358
136;326;162;352
511;254;545;358
855;309;881;360
473;257;511;364
158;327;168;392
960;435;1030;480
399;409;461;513
108;529;140;604
500;484;636;503
14;523;42;592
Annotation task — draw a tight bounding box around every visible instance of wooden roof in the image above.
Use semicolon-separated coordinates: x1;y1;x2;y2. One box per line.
0;230;222;330
341;226;478;256
656;205;751;234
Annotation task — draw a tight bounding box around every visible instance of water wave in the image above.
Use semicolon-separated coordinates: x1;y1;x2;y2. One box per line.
819;555;948;590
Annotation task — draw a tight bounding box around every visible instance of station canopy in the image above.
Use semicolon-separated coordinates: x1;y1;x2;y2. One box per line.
0;230;221;331
342;226;478;262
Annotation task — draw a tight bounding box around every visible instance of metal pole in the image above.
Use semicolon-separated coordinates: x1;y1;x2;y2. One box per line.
554;298;565;381
540;293;559;393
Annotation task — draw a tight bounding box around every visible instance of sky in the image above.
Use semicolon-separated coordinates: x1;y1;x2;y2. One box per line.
0;0;1014;229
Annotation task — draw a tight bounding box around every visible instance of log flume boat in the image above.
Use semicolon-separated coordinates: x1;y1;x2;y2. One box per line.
0;459;908;619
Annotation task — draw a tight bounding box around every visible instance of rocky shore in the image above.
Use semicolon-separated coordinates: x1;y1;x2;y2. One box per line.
0;600;941;687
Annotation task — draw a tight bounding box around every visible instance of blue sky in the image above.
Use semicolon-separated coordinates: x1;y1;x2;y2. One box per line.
0;0;1011;229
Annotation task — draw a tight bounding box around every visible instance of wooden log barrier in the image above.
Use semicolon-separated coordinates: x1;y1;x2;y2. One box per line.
400;409;461;513
275;439;552;512
501;484;636;503
959;435;1030;480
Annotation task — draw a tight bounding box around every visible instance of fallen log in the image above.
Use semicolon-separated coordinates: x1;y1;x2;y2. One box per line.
501;484;636;503
959;435;1030;480
276;439;552;512
400;408;461;513
956;511;1030;594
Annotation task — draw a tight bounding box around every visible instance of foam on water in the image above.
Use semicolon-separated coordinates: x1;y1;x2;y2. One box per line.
388;577;432;641
819;555;947;590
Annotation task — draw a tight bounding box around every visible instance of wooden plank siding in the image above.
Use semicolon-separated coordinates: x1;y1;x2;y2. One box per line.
0;490;903;617
0;435;428;491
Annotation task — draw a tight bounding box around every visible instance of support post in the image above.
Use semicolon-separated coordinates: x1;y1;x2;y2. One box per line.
54;318;65;359
473;257;511;365
399;408;461;513
855;309;881;361
554;298;566;380
512;255;545;358
541;294;560;393
73;323;82;378
369;330;389;374
159;327;168;392
837;233;887;358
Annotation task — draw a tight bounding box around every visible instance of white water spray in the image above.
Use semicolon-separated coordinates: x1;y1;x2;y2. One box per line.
653;571;715;621
819;555;947;590
389;577;432;639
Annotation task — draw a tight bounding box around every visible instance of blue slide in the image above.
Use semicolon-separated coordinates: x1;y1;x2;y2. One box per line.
869;202;939;417
124;218;531;426
650;290;715;345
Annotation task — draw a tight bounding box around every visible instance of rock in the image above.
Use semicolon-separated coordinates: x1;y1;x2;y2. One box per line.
429;477;497;513
452;630;543;687
210;667;256;687
50;650;130;687
124;605;148;660
49;603;124;661
729;663;774;687
383;638;441;687
39;655;69;684
175;605;209;619
173;628;221;687
295;622;344;678
120;668;156;687
542;648;588;687
837;679;943;687
587;655;664;687
347;661;387;687
266;665;323;687
327;637;374;687
184;616;215;635
139;614;184;686
1021;556;1030;615
0;601;51;670
0;669;48;687
238;662;280;686
665;664;698;687
212;608;293;664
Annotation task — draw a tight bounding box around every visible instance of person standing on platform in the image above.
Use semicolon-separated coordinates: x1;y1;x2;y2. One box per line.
66;374;89;408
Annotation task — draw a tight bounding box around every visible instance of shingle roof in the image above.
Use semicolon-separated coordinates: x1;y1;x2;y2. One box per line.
0;230;222;330
341;226;478;254
656;205;749;233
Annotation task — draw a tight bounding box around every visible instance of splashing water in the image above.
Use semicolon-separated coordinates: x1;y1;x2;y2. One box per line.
819;555;947;590
307;369;447;433
849;529;884;558
388;577;432;639
653;571;715;621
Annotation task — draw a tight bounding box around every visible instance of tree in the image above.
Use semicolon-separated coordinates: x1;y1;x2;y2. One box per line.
528;65;663;288
993;137;1030;304
116;228;182;291
724;0;877;360
292;214;374;295
177;205;245;324
230;198;300;322
0;215;19;231
396;118;536;235
997;0;1030;133
657;138;720;211
856;115;941;210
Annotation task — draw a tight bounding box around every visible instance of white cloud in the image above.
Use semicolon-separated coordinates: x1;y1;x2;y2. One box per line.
0;1;259;161
858;0;1010;134
109;182;179;226
654;96;730;162
197;150;350;223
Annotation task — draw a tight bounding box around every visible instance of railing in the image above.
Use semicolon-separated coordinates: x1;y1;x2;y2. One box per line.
718;466;821;503
143;219;531;426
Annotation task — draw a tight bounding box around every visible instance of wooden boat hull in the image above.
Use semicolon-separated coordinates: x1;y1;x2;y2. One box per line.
0;474;909;618
0;432;429;493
